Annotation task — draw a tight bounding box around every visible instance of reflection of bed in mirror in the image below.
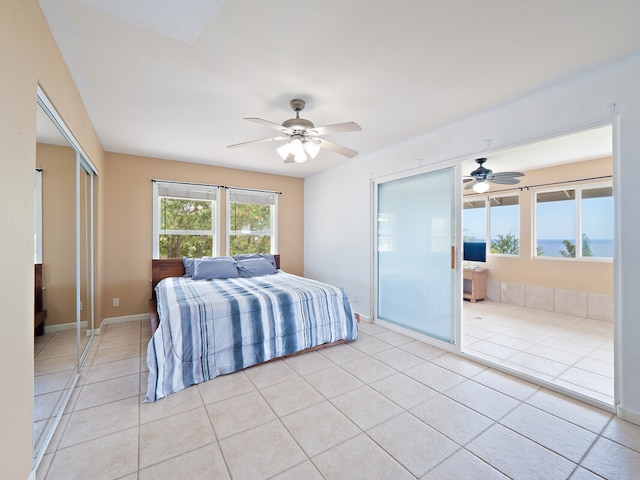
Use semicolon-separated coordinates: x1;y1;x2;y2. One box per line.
34;264;47;336
146;254;359;402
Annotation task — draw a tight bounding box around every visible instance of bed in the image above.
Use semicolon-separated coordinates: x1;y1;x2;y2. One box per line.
145;254;358;402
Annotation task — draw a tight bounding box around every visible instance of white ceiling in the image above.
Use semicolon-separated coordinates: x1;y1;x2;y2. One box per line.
37;0;639;178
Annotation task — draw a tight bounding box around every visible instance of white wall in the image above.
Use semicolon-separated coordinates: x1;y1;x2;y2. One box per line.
304;52;640;421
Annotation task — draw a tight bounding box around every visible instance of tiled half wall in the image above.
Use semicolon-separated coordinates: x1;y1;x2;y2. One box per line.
486;280;613;322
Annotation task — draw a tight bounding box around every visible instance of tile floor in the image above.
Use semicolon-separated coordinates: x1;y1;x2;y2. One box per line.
462;300;614;405
35;318;640;480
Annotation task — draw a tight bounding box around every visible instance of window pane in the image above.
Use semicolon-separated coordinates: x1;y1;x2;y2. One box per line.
159;198;214;257
228;235;271;256
229;202;271;233
229;199;273;256
490;195;519;255
536;190;576;257
582;186;613;258
463;199;485;242
159;234;213;258
161;198;213;230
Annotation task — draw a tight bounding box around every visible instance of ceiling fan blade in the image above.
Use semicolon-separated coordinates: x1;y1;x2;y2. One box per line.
227;135;288;148
244;117;290;133
283;154;295;164
489;177;521;185
463;178;474;183
464;181;477;190
491;171;524;178
310;122;362;136
316;138;358;158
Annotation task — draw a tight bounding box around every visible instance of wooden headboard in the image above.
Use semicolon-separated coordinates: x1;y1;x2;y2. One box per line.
151;254;281;296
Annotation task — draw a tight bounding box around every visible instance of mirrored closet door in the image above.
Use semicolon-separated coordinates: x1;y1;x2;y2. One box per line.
33;88;97;467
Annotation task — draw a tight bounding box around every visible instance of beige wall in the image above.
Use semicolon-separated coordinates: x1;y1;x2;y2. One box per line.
464;156;613;294
0;1;104;477
37;143;77;327
102;153;304;321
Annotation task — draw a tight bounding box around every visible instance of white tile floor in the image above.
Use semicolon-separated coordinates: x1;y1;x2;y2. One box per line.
462;300;614;405
35;318;639;480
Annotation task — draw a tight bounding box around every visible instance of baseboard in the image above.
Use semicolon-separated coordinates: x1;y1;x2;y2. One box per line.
617;404;640;425
101;313;149;326
354;312;372;323
44;321;87;333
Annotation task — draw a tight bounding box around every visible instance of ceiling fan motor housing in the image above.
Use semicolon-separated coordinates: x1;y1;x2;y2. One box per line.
282;117;314;131
283;99;315;132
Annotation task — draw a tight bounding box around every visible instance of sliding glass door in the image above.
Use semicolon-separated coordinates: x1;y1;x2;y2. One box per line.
375;166;458;343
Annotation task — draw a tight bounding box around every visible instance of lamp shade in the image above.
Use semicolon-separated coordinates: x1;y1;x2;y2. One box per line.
276;143;290;160
303;140;320;158
473;181;490;193
289;136;304;155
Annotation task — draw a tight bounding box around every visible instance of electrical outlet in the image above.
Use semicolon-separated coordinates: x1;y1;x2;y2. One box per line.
112;297;119;307
351;293;358;303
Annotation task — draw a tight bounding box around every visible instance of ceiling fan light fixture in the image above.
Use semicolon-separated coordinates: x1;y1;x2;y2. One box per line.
294;151;307;163
289;135;304;155
473;181;490;193
303;140;320;159
276;143;290;160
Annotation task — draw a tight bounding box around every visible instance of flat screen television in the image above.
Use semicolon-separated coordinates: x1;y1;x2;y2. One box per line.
463;241;486;263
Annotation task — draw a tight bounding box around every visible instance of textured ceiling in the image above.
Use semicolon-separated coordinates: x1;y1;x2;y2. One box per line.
37;0;639;177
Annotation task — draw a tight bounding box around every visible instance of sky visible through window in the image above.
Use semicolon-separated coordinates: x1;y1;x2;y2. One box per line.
464;191;613;257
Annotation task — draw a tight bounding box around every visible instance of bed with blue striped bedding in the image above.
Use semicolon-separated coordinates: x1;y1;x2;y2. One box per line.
145;271;358;402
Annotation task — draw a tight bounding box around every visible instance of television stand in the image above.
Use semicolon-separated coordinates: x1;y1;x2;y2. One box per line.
463;267;488;302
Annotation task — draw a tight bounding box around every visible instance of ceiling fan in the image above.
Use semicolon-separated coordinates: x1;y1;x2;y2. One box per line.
464;157;524;193
227;99;362;163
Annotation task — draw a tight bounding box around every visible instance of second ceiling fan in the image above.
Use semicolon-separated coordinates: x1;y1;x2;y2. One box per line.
464;157;524;193
227;99;362;163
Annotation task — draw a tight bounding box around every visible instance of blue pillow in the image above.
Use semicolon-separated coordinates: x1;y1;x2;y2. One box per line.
182;257;195;277
236;256;277;277
234;253;276;269
192;257;239;280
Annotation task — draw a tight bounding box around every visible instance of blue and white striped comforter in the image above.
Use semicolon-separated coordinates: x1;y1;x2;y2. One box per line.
145;271;358;402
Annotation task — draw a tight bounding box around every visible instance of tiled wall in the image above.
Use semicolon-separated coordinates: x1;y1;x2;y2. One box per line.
487;280;613;322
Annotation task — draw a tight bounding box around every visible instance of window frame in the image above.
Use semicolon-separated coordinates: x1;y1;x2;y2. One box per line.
225;187;278;256
152;180;221;259
533;181;613;261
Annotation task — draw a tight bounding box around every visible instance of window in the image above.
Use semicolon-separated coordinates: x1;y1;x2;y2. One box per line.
463;199;486;243
581;186;614;257
152;181;220;259
535;183;613;258
226;188;278;256
489;195;519;255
